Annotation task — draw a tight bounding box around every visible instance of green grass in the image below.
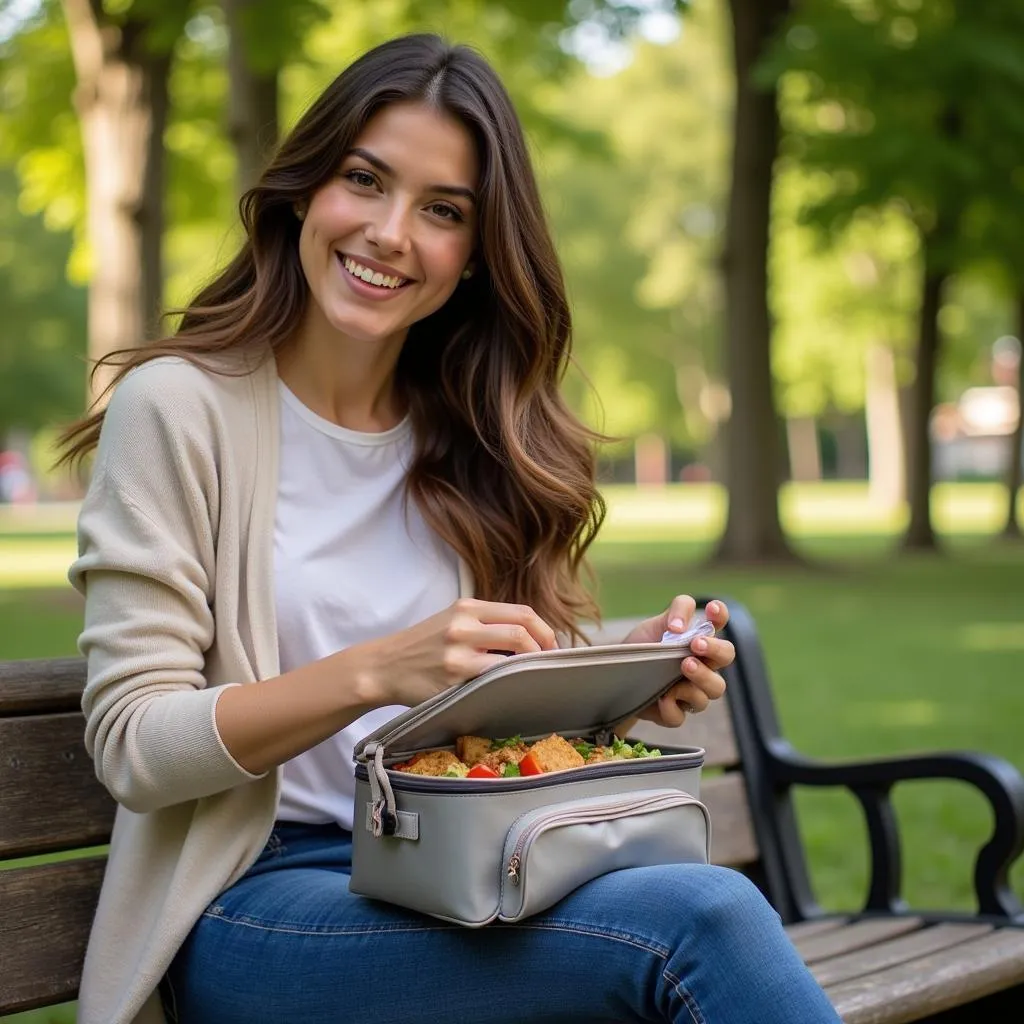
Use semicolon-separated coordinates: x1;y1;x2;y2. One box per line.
2;486;1023;1023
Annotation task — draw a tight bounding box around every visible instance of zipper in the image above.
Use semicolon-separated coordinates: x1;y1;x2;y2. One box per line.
353;750;704;795
505;791;700;886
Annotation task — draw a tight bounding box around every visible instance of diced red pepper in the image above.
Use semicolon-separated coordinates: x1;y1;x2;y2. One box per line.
467;763;501;779
517;752;544;776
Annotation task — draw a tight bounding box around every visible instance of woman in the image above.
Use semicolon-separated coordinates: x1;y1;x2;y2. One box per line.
62;34;839;1024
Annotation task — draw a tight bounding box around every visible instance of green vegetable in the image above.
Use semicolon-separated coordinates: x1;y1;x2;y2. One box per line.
491;734;523;750
631;741;662;759
572;740;595;759
442;763;469;778
611;737;634;758
501;762;521;778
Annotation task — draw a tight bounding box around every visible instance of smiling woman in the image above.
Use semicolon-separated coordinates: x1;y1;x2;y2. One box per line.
287;102;480;413
52;33;838;1024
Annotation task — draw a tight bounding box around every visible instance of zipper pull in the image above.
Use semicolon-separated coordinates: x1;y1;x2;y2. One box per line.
506;854;521;886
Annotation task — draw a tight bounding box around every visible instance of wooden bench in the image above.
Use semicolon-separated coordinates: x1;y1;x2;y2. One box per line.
2;601;1023;1021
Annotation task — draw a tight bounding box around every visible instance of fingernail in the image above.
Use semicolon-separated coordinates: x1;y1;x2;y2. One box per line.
668;617;684;632
708;601;719;616
692;637;707;653
685;657;699;672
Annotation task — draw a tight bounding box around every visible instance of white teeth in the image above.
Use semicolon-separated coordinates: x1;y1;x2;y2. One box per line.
341;255;406;289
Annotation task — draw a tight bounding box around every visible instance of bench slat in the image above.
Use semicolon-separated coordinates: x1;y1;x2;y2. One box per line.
784;918;849;942
0;657;86;715
797;917;924;965
629;697;739;769
0;858;106;1015
0;713;116;858
702;772;759;867
811;923;994;989
825;928;1024;1024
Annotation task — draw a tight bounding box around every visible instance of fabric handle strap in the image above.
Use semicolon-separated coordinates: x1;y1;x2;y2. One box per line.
365;742;399;837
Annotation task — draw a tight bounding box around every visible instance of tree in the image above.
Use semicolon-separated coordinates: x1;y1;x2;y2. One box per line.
763;0;1024;550
62;0;193;401
715;0;794;562
221;0;331;195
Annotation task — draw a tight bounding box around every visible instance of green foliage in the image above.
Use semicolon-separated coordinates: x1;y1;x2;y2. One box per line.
762;0;1024;265
545;0;732;446
0;169;87;436
757;0;1024;415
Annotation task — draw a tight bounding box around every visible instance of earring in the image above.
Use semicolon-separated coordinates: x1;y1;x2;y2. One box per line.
461;267;473;280
295;204;306;222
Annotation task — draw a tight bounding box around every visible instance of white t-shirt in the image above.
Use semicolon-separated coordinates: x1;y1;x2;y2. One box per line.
273;382;460;830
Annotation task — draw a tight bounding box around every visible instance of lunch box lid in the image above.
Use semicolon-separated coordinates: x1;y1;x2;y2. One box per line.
353;617;715;760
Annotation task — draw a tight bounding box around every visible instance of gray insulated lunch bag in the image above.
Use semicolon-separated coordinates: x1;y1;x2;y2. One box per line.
350;619;714;927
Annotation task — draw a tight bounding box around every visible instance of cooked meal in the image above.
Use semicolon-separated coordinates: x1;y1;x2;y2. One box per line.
393;733;662;779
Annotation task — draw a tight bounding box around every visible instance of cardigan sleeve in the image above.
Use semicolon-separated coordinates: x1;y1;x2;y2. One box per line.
70;361;266;813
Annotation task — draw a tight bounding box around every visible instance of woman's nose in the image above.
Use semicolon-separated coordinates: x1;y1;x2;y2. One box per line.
365;200;412;255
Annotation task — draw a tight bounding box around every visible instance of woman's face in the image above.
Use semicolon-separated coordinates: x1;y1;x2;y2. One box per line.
297;101;480;349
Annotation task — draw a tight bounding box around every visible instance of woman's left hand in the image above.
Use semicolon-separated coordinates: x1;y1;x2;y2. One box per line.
618;596;734;730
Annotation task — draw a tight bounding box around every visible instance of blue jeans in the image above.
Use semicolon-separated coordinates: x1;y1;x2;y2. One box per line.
163;822;840;1023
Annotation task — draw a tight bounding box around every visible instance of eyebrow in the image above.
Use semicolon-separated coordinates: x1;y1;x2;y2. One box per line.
346;147;477;205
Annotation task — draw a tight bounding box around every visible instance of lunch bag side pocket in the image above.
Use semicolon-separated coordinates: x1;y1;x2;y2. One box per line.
498;788;711;923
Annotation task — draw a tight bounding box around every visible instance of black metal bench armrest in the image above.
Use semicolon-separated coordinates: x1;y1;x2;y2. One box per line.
764;739;1024;921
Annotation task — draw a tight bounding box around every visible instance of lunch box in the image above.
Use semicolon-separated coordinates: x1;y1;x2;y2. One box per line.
350;621;714;926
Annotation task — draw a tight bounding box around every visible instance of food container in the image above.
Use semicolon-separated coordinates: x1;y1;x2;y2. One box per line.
351;623;714;926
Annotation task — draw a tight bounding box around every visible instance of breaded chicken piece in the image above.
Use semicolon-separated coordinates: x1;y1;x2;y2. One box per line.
455;735;493;766
479;743;528;772
527;734;585;773
396;749;465;776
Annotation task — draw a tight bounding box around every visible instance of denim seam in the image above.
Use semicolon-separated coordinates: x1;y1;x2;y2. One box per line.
202;909;457;937
502;920;671;959
663;967;706;1024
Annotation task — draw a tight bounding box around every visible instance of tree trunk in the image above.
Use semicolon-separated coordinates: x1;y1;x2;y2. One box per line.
902;254;947;551
224;0;280;196
717;0;794;563
865;343;905;511
1002;295;1024;539
63;0;175;404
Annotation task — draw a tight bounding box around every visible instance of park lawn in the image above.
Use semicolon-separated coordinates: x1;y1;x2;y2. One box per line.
2;532;1023;1024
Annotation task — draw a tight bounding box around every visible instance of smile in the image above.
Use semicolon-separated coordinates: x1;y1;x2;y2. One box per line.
339;255;409;290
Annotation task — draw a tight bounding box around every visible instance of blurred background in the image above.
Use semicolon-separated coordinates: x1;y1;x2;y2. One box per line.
1;1;1023;1020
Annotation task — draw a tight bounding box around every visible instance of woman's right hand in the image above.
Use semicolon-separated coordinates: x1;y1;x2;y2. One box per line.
361;598;558;708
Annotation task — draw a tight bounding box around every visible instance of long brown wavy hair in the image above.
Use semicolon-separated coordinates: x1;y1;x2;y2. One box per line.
59;33;606;641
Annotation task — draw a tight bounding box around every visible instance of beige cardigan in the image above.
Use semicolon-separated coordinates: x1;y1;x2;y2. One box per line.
70;353;472;1024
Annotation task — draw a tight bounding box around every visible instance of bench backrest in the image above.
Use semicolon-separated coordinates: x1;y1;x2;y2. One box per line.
0;657;114;1015
0;606;791;1015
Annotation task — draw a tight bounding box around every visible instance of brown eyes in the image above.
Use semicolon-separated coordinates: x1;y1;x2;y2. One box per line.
342;169;465;224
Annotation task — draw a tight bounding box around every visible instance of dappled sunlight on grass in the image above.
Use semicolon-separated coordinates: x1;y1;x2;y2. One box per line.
851;699;940;729
960;622;1024;652
0;539;77;588
596;481;1017;543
